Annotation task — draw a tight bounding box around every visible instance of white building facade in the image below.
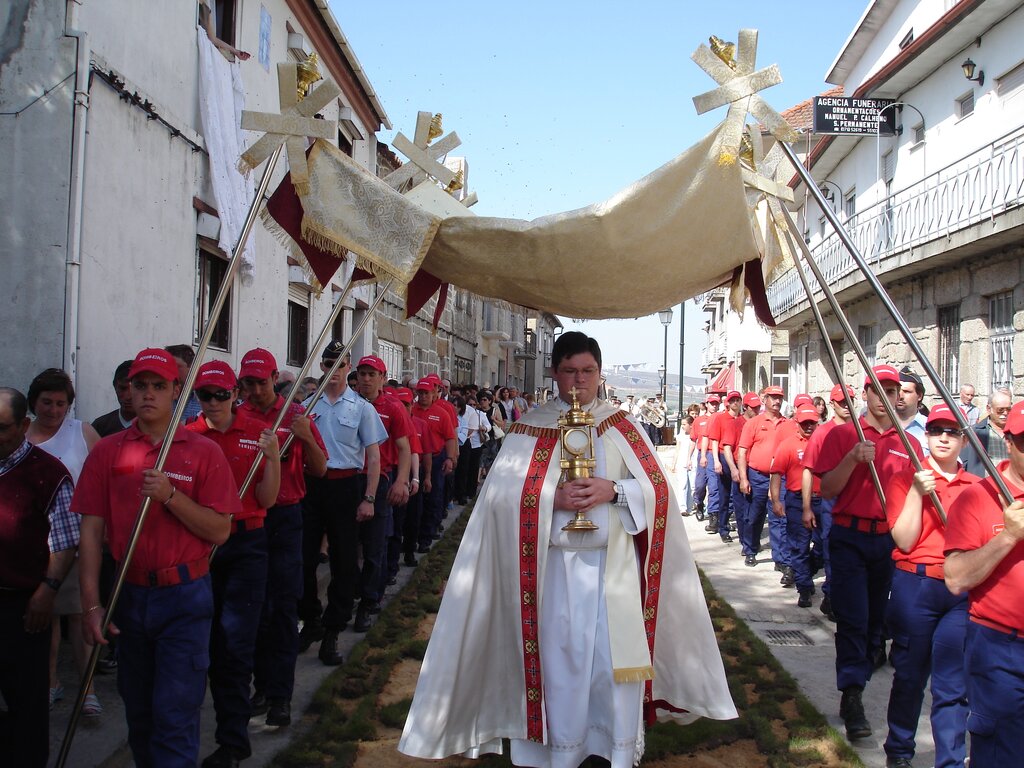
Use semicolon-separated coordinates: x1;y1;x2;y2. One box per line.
769;0;1024;401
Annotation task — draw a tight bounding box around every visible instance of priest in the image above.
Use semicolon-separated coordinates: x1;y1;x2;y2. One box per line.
399;332;736;767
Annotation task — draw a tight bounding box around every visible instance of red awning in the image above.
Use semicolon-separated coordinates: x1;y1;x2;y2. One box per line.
707;362;735;394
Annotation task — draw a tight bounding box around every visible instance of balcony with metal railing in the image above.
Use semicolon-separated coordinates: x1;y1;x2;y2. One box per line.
768;125;1024;321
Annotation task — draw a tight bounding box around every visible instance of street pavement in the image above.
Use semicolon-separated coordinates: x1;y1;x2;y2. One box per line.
46;449;940;768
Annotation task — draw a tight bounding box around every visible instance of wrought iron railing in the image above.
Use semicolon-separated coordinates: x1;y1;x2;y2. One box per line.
768;125;1024;317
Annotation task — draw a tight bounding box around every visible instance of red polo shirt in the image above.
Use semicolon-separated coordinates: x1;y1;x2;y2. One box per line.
707;411;737;451
239;395;327;506
771;433;820;493
814;417;923;521
413;401;456;456
692;414;712;446
738;412;783;473
186;410;267;521
410;415;426;456
801;418;840;470
773;418;801;450
721;414;748;451
368;392;414;475
72;424;240;571
945;463;1024;631
887;462;979;565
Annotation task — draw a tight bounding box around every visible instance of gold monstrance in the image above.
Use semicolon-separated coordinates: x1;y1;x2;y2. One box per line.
559;387;599;532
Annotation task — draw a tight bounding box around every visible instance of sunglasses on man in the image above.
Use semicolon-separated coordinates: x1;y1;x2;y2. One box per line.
925;425;962;438
196;388;233;403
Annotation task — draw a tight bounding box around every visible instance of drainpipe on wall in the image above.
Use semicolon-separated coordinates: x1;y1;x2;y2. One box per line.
63;0;89;391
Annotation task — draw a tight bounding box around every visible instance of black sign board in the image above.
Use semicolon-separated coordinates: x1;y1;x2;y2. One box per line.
813;96;897;136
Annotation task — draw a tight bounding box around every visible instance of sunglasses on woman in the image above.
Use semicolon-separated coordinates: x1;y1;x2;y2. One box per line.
196;388;233;403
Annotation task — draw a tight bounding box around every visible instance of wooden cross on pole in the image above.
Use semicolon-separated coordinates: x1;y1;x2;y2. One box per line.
238;62;340;193
691;29;799;166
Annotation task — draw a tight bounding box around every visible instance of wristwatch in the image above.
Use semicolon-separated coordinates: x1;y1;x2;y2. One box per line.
42;577;62;591
362;494;375;503
612;482;628;507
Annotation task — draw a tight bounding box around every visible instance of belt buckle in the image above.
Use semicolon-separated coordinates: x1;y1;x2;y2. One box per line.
147;571;158;587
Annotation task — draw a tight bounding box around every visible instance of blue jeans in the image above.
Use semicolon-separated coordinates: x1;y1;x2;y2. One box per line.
829;524;894;691
965;622;1024;767
254;502;303;702
209;527;267;757
115;578;214;768
884;567;968;767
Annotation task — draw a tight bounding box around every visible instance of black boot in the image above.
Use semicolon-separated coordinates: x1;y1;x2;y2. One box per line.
840;687;871;739
298;617;324;653
353;603;373;633
318;629;344;666
780;567;796;588
704;514;719;533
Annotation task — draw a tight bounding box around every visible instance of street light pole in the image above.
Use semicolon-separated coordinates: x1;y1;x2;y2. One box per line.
657;308;673;402
677;301;685;418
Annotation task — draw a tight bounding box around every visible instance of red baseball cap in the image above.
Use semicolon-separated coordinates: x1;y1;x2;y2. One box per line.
743;392;762;408
413;379;434;392
725;390;742;401
1005;402;1024;436
423;373;443;388
793;393;814;407
830;384;856;403
763;386;784;397
193;360;236;391
395;387;415;404
128;348;179;382
239;348;277;380
795;405;820;424
356;355;387;374
706;394;721;404
926;403;965;427
865;364;900;388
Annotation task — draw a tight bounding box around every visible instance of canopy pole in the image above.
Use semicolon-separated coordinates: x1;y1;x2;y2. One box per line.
56;143;286;768
775;203;945;521
782;210;886;511
778;140;1013;508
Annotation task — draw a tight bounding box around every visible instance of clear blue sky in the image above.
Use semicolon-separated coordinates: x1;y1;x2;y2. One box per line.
329;1;868;378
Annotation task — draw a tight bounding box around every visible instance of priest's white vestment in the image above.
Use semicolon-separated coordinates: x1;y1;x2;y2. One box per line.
398;399;736;766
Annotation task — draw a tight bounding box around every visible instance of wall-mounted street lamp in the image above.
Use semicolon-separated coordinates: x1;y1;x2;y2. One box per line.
962;58;984;87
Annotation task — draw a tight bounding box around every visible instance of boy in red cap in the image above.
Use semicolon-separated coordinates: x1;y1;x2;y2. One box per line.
75;349;241;767
236;347;326;727
813;364;923;740
770;405;823;603
187;360;281;766
884;403;977;768
945;400;1024;767
688;395;720;520
388;388;425;577
412;378;458;552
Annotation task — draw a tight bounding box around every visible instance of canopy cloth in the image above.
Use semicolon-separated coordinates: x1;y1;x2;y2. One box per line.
284;120;767;322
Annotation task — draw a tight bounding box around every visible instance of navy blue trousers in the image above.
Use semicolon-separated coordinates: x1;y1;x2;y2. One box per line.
829;524;894;691
786;495;823;593
733;479;752;555
744;469;774;558
253;502;303;702
965;622;1024;767
693;455;709;509
115;578;213;768
884;567;968;767
713;454;733;535
209;527;267;757
816;499;833;596
361;474;391;604
418;459;446;548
